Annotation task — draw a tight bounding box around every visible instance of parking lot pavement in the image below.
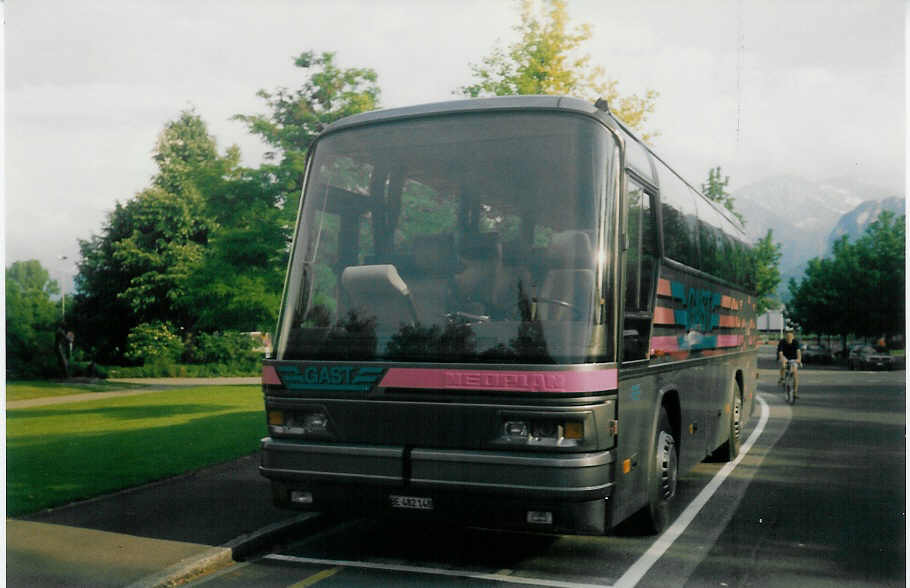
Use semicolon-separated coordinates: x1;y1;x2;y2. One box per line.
9;454;313;588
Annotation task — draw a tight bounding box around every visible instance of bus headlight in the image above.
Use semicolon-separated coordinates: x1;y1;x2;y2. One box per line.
500;417;584;446
532;421;561;439
268;409;331;437
563;421;584;439
504;421;530;439
300;411;329;433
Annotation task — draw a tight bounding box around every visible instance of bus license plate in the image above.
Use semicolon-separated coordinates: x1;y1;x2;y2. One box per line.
390;495;434;510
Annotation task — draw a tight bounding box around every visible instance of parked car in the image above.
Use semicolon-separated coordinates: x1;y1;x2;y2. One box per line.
848;345;894;370
802;344;834;365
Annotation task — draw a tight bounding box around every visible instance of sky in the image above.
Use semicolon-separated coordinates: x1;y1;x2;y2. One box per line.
3;0;906;292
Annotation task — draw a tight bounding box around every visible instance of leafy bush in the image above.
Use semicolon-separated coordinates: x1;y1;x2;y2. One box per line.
6;353;61;380
124;322;184;365
183;331;258;364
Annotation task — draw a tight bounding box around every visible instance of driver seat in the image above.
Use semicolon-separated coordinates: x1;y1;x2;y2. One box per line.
537;231;595;321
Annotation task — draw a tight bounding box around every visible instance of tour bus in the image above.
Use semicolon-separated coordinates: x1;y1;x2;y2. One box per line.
260;95;758;535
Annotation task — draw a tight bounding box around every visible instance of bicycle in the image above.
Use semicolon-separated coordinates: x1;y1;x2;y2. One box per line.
780;359;799;405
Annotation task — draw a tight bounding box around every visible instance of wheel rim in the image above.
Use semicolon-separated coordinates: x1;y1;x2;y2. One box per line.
657;431;677;501
732;396;742;442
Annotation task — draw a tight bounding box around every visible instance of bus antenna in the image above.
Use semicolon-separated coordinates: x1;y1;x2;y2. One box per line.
594;98;610;113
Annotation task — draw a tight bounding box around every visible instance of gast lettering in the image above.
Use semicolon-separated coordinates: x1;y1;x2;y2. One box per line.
276;365;385;391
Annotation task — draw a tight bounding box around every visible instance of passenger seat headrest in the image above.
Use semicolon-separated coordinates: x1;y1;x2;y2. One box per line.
549;230;593;268
342;264;410;299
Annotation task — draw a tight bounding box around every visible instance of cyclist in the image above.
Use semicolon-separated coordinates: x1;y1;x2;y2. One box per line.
777;328;802;397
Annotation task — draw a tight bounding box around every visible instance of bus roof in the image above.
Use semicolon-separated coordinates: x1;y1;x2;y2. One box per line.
322;95;607;133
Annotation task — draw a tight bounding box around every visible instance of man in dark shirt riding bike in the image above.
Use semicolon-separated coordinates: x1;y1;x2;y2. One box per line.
777;328;802;397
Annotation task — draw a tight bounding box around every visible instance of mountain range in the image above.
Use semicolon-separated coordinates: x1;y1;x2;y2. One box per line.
826;196;905;252
730;176;904;298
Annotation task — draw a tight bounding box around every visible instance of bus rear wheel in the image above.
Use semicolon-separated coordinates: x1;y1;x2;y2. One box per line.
713;390;742;462
631;407;678;534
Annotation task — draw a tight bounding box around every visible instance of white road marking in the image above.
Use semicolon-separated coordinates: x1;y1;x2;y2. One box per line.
612;394;771;588
263;554;610;588
264;394;772;588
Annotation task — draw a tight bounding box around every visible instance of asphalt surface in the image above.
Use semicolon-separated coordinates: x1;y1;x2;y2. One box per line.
685;363;906;586
6;359;905;587
176;398;782;588
183;352;906;587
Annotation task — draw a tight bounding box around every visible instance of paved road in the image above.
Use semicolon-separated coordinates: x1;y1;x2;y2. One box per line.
685;363;905;587
187;355;905;587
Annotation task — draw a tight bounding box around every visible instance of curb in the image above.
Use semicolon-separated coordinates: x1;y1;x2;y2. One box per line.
224;512;323;561
128;513;323;588
125;546;234;588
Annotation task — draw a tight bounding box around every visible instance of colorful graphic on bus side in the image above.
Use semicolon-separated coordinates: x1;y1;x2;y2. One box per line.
651;278;755;356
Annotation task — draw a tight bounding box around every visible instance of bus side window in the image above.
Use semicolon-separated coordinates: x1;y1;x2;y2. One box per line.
657;164;699;267
623;177;657;361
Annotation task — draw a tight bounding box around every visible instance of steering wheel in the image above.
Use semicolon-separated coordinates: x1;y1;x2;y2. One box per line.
533;296;582;320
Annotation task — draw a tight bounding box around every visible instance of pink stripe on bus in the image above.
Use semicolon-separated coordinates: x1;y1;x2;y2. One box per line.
657;279;673;297
262;365;282;385
379;368;618;393
653;306;676;325
718;315;741;328
716;335;744;348
650;336;680;351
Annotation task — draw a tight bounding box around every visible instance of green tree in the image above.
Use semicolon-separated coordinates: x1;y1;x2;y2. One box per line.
152;110;221;198
458;0;659;140
787;211;904;348
111;186;212;318
702;166;745;225
6;260;61;376
74;57;382;363
749;229;782;315
787;256;847;343
188;52;381;333
851;211;905;341
234;51;381;215
72;111;226;361
177;204;287;332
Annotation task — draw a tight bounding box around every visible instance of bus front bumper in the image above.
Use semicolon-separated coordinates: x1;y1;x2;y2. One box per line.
260;438;615;534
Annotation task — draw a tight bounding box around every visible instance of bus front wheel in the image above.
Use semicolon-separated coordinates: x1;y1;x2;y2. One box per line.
631;406;678;534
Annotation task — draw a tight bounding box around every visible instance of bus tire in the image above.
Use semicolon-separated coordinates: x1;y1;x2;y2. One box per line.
631;406;678;534
713;389;742;462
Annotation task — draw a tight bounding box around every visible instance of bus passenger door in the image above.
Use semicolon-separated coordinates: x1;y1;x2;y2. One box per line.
622;177;657;361
613;175;660;524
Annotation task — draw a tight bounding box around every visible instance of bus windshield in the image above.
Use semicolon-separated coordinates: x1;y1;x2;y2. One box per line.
275;111;617;365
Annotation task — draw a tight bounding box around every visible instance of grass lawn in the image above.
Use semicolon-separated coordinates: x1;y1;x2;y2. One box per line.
6;380;150;402
7;385;265;516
